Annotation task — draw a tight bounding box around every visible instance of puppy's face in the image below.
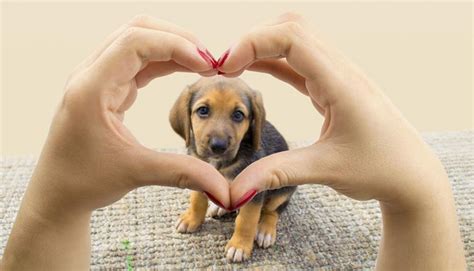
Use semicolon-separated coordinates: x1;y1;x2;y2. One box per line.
170;77;265;163
191;88;251;161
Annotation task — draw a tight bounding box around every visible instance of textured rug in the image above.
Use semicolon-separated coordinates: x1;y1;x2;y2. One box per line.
1;131;473;270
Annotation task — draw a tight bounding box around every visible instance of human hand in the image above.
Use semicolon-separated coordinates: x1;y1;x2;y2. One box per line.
31;15;229;214
1;15;228;270
219;13;448;212
218;13;466;269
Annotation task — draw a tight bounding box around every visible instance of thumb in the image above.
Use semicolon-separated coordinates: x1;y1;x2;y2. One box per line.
132;147;230;209
229;143;337;209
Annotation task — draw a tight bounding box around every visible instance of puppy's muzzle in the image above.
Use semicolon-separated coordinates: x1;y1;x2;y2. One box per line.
209;137;229;155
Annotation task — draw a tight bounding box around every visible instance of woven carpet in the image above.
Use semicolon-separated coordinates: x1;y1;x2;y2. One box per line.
1;131;473;270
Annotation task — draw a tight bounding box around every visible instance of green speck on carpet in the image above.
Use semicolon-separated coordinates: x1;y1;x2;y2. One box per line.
121;240;134;271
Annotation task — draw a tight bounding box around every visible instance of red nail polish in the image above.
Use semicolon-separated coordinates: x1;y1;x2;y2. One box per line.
232;189;257;210
205;49;218;69
204;191;226;210
216;49;230;68
197;47;215;68
217;71;226;75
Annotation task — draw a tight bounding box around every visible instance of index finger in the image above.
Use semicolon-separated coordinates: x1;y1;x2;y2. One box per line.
217;15;344;107
77;15;208;72
90;27;212;87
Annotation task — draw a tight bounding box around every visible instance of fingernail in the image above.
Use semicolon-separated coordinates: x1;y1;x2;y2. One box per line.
216;48;230;68
204;191;226;210
197;47;215;68
205;49;218;69
232;189;257;210
217;71;226;75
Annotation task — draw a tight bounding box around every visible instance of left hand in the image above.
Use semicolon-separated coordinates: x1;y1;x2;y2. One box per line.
31;15;230;215
2;15;229;270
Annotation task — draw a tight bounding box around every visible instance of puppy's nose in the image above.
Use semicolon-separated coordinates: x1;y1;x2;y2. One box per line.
209;137;229;154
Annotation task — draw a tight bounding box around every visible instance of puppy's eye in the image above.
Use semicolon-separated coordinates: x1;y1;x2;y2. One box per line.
232;110;245;122
196;106;209;118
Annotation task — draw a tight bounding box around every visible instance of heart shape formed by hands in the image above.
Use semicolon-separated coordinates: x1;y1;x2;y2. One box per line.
7;13;465;269
50;12;433;222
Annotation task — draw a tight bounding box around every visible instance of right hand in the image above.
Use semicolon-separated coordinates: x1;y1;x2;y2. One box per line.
218;13;453;215
218;13;466;269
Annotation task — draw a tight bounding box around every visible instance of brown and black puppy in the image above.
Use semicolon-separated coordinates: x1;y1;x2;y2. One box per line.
169;76;296;262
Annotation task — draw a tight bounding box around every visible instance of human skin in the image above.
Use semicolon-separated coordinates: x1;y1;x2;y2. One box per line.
218;13;466;269
1;13;467;270
0;15;230;270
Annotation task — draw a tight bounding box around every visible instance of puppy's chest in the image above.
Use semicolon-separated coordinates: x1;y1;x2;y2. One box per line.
206;159;246;181
217;162;245;181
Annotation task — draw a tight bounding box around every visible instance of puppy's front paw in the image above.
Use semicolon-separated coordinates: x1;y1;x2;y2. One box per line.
255;222;277;248
225;235;254;262
176;210;204;233
206;201;229;217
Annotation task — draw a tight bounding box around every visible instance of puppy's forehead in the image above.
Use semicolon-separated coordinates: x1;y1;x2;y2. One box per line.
192;76;251;91
191;77;251;109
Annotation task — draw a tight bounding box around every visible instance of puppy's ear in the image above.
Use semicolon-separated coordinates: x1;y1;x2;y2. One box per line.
249;90;266;151
169;86;194;147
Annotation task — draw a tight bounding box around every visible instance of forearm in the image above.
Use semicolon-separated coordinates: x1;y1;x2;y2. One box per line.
1;181;92;270
376;177;466;270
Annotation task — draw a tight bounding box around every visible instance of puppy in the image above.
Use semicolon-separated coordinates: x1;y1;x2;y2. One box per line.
170;76;296;262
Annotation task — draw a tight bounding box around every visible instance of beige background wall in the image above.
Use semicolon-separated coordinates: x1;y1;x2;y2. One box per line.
1;1;472;155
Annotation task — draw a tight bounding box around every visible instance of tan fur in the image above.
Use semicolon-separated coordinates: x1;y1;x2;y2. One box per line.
178;191;208;232
257;194;290;244
191;88;251;158
226;202;263;258
248;91;265;151
257;211;279;242
171;77;292;261
169;77;266;158
263;193;290;212
169;87;194;146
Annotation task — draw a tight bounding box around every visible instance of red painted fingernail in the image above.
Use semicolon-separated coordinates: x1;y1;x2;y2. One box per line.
204;191;226;210
205;49;218;69
232;189;257;210
217;71;226;75
197;47;215;68
216;48;230;68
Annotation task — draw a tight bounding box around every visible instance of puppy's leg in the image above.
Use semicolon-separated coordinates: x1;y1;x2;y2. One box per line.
225;199;263;262
176;191;208;233
256;194;290;248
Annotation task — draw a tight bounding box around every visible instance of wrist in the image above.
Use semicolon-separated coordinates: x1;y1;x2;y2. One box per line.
377;174;466;270
2;197;92;270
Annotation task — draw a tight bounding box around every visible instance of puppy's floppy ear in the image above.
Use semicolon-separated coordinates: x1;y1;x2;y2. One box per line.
169;86;194;147
249;90;266;151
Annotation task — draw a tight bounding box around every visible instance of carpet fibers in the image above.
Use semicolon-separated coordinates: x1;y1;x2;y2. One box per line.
1;131;472;270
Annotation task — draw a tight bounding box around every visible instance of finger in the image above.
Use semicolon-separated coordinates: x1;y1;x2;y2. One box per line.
224;59;324;113
135;61;190;88
229;144;338;209
218;17;344;107
247;59;308;95
79;15;207;71
133;148;230;209
136;61;217;88
90;27;211;87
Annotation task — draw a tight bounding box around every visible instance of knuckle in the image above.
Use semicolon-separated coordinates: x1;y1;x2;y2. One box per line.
119;26;142;44
283;21;305;36
61;88;86;114
129;14;152;26
267;167;289;190
241;31;260;56
175;172;189;189
279;12;305;23
61;72;100;114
